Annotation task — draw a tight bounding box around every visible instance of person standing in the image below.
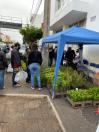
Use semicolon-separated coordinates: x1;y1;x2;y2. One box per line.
48;46;54;67
78;44;83;64
73;49;80;69
28;44;42;90
65;47;75;67
54;46;57;64
0;48;8;89
26;46;31;83
11;42;21;87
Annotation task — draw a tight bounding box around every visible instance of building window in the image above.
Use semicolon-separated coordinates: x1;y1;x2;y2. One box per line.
55;0;68;12
69;19;86;27
56;0;61;11
61;0;65;7
90;16;96;22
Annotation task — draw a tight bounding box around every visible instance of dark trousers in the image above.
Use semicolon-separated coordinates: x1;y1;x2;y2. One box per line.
26;67;31;83
0;70;4;89
48;58;53;67
12;69;17;86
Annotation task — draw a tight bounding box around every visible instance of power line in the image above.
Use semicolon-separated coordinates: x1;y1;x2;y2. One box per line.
30;0;35;17
30;0;42;24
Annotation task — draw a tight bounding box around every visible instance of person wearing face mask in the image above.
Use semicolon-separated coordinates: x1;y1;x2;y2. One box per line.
11;42;21;87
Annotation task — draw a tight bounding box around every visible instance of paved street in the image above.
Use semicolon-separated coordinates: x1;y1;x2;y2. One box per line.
0;96;62;132
0;73;99;132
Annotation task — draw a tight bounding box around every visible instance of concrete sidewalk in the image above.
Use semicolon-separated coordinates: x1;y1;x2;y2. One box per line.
0;73;98;132
52;97;99;132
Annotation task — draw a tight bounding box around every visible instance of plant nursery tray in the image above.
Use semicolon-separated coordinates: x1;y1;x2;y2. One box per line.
93;100;99;107
66;96;92;108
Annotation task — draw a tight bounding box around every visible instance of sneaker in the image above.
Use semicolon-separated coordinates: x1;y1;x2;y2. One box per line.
31;87;35;90
38;88;42;91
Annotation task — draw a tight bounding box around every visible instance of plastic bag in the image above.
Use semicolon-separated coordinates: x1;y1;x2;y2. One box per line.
7;63;13;72
15;70;27;82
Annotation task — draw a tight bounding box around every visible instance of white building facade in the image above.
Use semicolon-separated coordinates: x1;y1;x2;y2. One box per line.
30;13;44;28
50;0;99;72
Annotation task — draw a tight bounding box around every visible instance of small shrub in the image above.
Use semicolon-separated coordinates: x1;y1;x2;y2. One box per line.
67;89;92;102
67;87;99;102
40;66;92;93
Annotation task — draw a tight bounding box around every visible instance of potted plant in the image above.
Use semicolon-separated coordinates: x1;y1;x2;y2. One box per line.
88;87;99;106
66;89;92;108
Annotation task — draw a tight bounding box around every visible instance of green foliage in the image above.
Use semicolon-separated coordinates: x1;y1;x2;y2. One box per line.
67;87;99;101
93;94;99;101
41;70;48;87
41;67;88;92
88;87;99;101
20;25;43;44
0;37;2;42
67;89;92;102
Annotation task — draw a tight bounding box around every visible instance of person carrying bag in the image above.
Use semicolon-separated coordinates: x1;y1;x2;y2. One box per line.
11;42;21;87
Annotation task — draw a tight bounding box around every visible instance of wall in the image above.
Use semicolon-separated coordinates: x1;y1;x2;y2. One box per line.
50;0;99;72
50;0;88;27
83;0;99;72
31;14;43;28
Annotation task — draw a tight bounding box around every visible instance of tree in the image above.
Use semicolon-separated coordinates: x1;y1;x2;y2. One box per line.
20;25;43;45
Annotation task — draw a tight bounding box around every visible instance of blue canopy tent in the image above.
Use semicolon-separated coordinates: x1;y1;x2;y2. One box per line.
42;26;99;98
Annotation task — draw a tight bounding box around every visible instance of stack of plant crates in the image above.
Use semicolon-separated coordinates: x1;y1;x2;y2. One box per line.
66;87;99;108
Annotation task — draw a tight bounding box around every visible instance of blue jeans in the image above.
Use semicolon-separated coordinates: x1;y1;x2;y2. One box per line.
29;63;41;88
12;69;17;86
0;70;4;89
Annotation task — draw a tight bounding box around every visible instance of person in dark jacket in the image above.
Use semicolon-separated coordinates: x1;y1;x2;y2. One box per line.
0;48;8;89
28;44;42;90
65;47;75;68
48;46;54;67
11;42;21;87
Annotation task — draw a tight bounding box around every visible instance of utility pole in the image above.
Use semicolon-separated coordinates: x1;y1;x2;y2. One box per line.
42;0;51;66
43;0;51;36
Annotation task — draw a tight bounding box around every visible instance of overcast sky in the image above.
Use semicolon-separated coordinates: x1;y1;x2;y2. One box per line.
0;0;44;43
0;0;93;43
